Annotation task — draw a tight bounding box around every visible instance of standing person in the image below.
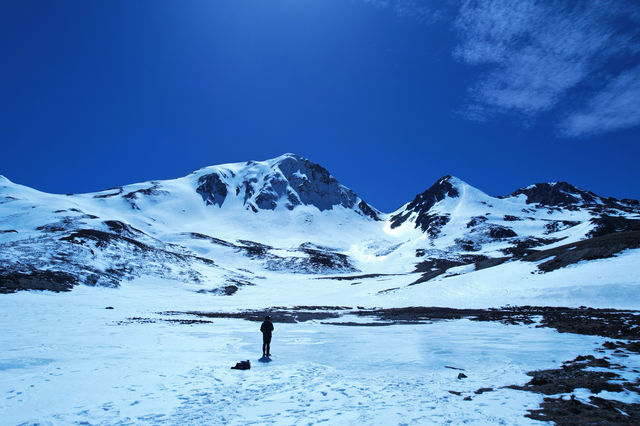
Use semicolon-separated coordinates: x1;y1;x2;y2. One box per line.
260;316;274;357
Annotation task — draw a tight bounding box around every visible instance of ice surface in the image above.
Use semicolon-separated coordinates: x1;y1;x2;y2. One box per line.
2;283;637;425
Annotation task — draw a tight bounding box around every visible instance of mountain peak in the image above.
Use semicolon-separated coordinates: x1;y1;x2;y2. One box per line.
193;154;381;220
407;175;462;209
387;175;465;233
510;181;599;206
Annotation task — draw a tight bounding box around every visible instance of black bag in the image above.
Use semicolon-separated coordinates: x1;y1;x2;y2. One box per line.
231;360;251;370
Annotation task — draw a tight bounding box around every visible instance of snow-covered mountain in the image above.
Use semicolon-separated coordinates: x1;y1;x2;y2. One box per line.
1;153;639;307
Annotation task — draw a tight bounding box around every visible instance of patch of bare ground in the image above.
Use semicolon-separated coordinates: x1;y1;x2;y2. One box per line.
161;309;343;323
508;355;640;424
116;317;213;325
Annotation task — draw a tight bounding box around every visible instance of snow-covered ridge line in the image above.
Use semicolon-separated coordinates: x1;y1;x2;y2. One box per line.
3;154;639;218
1;152;640;301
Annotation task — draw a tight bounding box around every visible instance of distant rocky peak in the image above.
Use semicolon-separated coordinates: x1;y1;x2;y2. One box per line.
510;182;600;206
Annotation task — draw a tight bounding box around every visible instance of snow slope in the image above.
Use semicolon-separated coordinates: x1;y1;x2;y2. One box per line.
1;153;639;308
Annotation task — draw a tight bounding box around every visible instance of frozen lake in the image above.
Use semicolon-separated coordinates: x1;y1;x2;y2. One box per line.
1;285;621;425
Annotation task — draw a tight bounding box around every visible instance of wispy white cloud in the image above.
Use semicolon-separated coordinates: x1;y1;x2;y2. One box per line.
365;0;640;137
560;65;640;137
454;1;640;124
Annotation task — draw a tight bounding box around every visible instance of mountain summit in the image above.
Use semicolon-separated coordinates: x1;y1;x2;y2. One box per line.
192;153;381;220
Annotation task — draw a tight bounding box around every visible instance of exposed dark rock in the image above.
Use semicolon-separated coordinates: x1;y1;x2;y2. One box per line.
352;306;488;322
509;182;640;213
526;396;640;425
104;220;146;238
411;258;466;284
255;172;289;210
358;200;381;221
321;321;395;326
123;185;168;201
315;273;403;281
0;269;77;293
289;305;352;310
117;316;215;325
622;198;640;206
522;231;640;272
166;309;342;323
510;182;597;206
237;240;272;258
474;256;509;271
222;285;238;295
197;173;228;207
411;255;486;285
167;305;640;340
487;225;517;240
455;239;482;251
588;215;640;238
390;175;459;230
242;179;257;204
92;187;123;198
509;354;640;424
458;373;467;379
466;216;488;228
474;387;493;394
422;214;451;237
510;357;623;395
186;232;236;247
503;215;522;221
253;242;358;274
61;229;152;251
500;237;564;258
543;220;580;234
196;281;249;296
472;306;640;340
36;223;68;232
193;155;381;218
270;154;381;220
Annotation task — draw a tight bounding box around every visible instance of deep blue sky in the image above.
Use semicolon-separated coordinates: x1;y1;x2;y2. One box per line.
2;0;639;212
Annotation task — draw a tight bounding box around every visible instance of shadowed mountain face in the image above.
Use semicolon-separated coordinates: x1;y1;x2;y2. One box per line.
0;154;639;294
508;182;639;212
196;173;227;207
510;182;597;206
389;175;460;232
194;154;381;220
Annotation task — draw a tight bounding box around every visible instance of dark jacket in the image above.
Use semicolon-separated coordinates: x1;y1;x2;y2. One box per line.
260;320;274;336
